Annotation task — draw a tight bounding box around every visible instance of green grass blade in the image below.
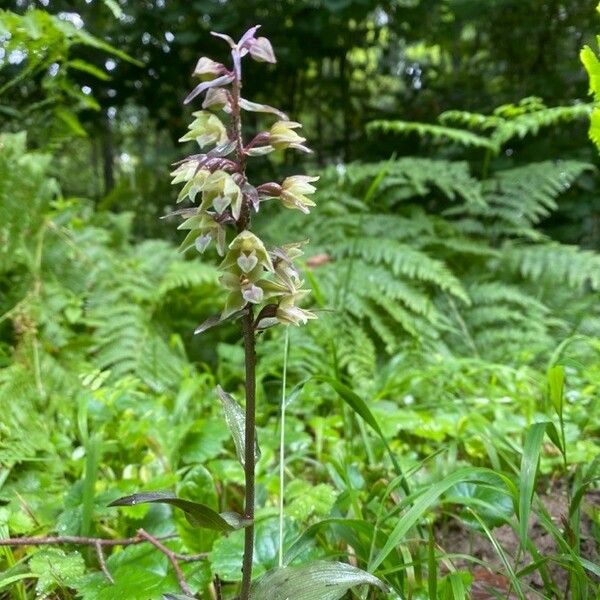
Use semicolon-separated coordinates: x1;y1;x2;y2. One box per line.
369;467;493;572
518;422;547;547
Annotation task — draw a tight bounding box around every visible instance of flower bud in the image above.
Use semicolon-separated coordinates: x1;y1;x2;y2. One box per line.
193;56;226;80
203;87;231;112
179;110;228;149
247;37;276;63
280;175;319;213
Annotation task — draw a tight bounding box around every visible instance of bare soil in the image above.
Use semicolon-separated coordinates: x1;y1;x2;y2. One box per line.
437;488;599;599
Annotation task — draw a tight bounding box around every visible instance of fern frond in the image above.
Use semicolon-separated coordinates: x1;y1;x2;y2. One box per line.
503;243;600;291
367;120;496;150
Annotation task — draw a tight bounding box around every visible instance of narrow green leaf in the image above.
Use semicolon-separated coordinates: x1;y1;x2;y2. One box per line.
447;572;467;600
468;509;525;600
519;422;547;547
249;561;388;600
316;376;409;494
427;525;437;599
216;386;260;466
55;108;88;137
0;573;35;592
81;433;101;537
369;467;494;572
109;491;250;531
547;365;565;418
67;59;110;81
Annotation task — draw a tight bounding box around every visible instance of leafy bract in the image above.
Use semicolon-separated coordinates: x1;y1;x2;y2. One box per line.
249;561;388;600
109;491;250;531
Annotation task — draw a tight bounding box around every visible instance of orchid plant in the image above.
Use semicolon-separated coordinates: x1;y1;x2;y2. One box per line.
110;25;386;600
175;26;317;599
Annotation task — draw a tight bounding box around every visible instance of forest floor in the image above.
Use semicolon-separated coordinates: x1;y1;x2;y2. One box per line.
439;487;599;599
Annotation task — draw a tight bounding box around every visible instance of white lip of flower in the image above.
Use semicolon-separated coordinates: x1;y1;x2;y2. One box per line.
237;251;259;273
179;111;228;149
242;283;264;304
221;231;274;273
280;175;319;213
195;234;212;253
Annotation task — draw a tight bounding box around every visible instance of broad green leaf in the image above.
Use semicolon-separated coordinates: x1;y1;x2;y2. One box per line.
209;518;280;581
109;491;250;531
77;543;210;600
249;561;388;600
285;480;336;520
175;466;219;552
216;385;260;466
180;417;230;464
30;548;85;594
448;481;514;529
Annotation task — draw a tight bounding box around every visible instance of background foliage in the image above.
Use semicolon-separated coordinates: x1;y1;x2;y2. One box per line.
0;2;599;599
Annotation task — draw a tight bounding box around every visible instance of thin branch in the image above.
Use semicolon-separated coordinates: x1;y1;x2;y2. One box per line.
95;540;114;584
0;530;206;596
0;533;176;547
137;529;193;597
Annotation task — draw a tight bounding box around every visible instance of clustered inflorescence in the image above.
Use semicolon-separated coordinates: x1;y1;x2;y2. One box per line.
170;25;317;329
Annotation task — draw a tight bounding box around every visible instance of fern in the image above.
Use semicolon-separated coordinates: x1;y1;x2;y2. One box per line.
370;98;591;155
367;120;495;150
261;152;597;364
503;243;600;291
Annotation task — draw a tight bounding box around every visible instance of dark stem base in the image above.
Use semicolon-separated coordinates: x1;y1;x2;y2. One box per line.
240;307;256;600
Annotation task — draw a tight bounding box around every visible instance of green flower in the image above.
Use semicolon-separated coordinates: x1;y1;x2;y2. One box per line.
280;176;319;213
218;231;275;318
200;170;243;219
174;168;210;203
179;111;228;149
220;231;273;274
170;160;199;185
269;121;310;152
178;212;226;256
276;294;317;326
